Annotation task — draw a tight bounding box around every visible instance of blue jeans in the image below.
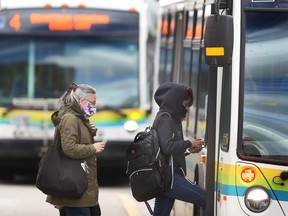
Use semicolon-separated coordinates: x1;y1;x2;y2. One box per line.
153;173;206;216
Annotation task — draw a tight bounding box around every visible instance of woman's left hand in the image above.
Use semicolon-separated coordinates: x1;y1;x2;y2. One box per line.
93;141;106;153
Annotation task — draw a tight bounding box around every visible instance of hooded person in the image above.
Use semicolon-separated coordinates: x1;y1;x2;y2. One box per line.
154;82;193;175
154;82;193;121
153;82;206;216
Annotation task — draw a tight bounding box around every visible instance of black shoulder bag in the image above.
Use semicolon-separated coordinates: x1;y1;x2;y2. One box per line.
36;121;88;198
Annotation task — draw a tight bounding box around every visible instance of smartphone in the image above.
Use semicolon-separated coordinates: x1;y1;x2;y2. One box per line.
195;138;205;148
102;139;108;145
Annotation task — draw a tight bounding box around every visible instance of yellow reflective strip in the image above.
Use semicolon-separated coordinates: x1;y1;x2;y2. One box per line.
206;47;225;56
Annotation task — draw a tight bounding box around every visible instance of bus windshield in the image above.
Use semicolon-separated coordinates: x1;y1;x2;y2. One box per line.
0;36;139;108
243;10;288;162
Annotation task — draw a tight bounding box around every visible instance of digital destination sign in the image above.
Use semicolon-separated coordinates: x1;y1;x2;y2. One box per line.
32;14;109;31
0;8;139;34
13;13;109;31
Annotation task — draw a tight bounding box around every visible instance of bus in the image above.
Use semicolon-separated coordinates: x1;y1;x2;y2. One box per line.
156;0;288;215
0;0;159;178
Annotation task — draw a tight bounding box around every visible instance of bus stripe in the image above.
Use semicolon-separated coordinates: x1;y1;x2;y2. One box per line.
215;183;288;202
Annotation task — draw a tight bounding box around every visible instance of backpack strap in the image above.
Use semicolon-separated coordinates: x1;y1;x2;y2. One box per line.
144;201;154;215
152;111;172;129
152;112;177;190
152;111;177;137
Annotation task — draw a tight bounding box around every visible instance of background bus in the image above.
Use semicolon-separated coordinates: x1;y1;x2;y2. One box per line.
156;0;288;215
0;0;159;178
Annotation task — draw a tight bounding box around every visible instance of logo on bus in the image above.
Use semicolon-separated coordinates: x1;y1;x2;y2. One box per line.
241;168;256;183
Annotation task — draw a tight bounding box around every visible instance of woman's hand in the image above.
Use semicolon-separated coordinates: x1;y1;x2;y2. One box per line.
93;141;106;153
188;139;204;153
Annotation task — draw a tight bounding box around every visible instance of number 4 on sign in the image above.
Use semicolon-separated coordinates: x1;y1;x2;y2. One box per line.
9;14;21;31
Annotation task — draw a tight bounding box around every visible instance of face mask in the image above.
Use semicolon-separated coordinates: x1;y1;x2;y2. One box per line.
82;103;97;118
179;105;188;119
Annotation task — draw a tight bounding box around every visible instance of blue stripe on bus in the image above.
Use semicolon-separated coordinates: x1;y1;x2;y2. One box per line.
0;119;149;127
215;183;288;202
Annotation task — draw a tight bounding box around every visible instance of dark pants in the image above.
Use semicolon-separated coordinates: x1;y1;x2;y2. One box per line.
59;205;101;216
154;173;206;216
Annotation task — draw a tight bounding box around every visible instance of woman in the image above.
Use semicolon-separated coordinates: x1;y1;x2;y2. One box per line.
46;83;106;216
153;82;206;216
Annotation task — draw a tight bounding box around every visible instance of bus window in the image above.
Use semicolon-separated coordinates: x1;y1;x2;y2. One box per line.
159;13;175;84
161;16;169;36
181;10;195;85
194;4;211;138
159;14;169;84
0;36;140;107
173;11;185;82
169;13;176;37
194;9;203;40
195;49;209;139
165;13;176;82
185;11;195;39
189;8;204;132
185;47;200;137
242;10;288;161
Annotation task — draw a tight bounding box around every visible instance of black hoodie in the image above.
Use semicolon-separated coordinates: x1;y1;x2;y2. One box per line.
154;82;192;176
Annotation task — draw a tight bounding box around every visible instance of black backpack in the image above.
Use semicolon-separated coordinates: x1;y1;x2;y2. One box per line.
126;112;174;213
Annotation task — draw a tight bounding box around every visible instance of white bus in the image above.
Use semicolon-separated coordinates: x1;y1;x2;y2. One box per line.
0;0;158;177
156;0;288;215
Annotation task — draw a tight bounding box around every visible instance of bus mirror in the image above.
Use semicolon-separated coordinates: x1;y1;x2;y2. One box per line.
204;14;233;66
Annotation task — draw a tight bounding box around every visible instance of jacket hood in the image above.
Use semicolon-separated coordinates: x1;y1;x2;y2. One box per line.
154;82;191;120
51;104;84;127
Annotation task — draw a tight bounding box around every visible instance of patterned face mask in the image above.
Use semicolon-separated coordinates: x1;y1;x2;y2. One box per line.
82;103;97;118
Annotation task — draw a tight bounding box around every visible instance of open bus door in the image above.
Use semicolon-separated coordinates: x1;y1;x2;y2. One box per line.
204;3;233;215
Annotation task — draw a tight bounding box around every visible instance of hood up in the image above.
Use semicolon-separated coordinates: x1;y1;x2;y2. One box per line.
154;82;192;120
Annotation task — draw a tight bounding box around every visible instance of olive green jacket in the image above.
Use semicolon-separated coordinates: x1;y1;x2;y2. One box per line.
46;107;98;207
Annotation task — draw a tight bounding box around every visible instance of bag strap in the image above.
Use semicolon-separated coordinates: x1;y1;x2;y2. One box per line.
144;201;154;215
152;112;178;135
152;111;171;129
152;111;177;190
